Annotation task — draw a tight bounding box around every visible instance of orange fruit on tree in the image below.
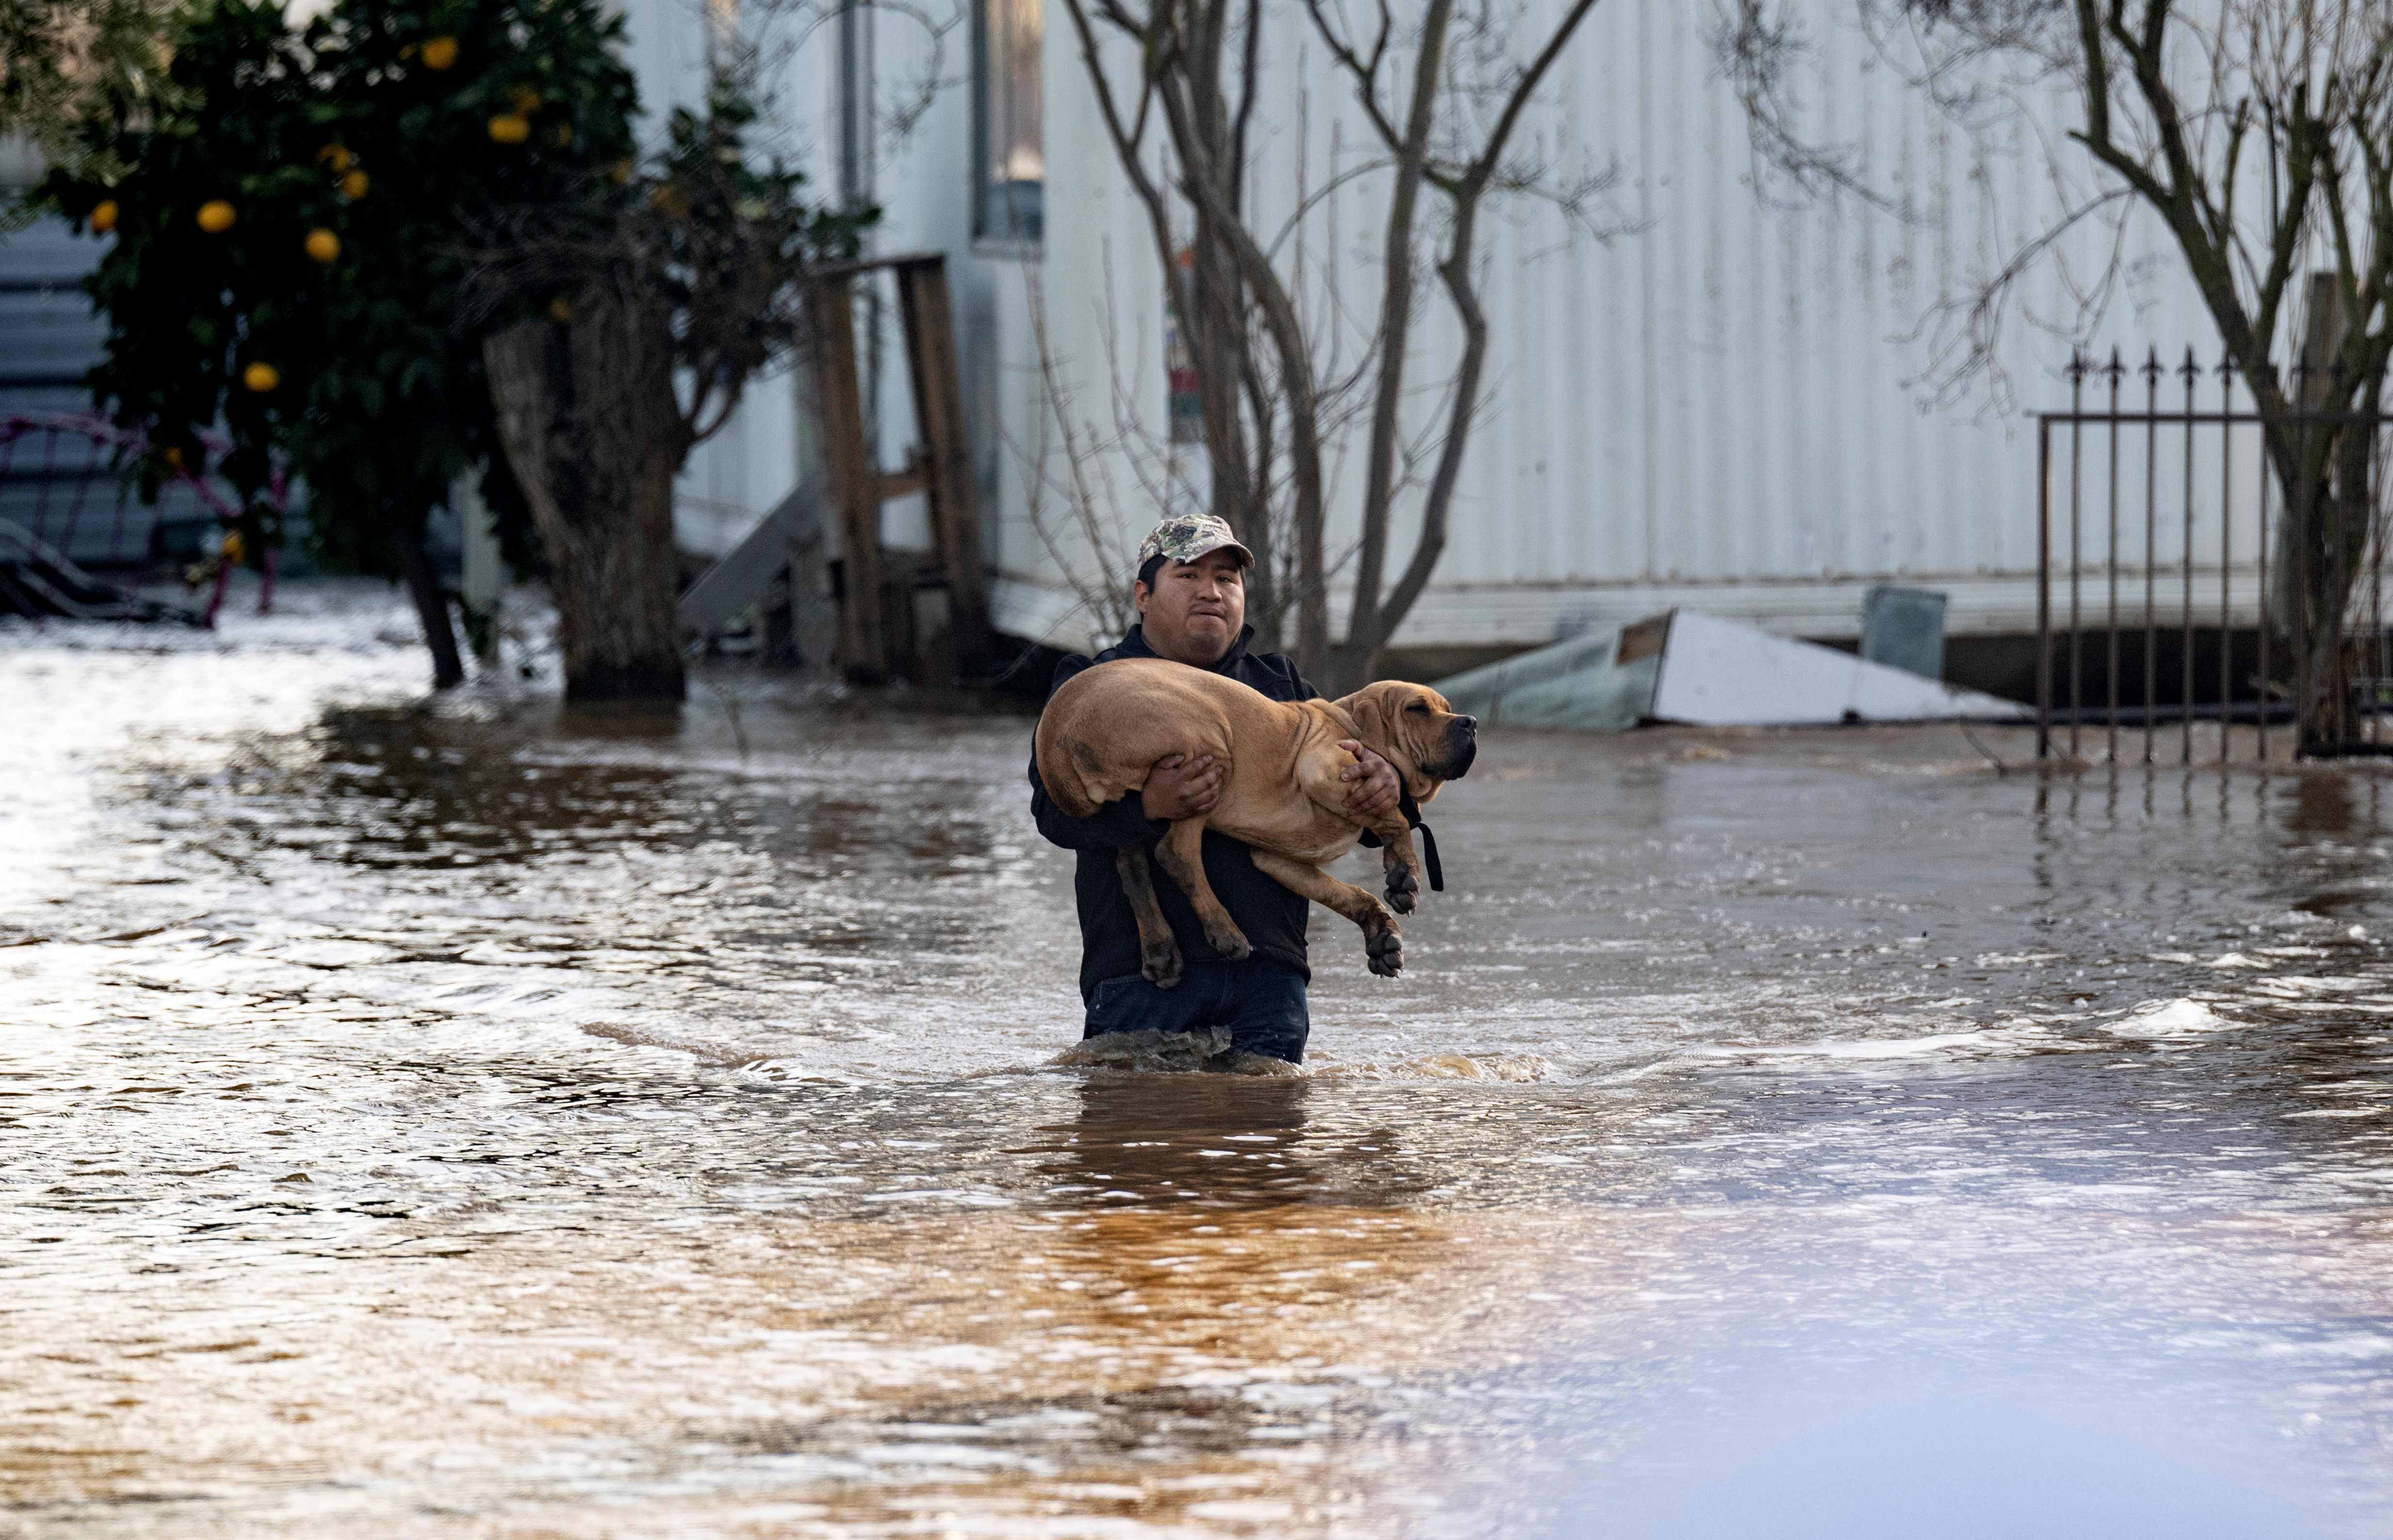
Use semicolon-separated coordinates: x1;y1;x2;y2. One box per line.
196;199;236;233
243;362;280;393
318;144;354;172
512;87;542;113
421;34;459;69
488;113;531;144
609;159;633;184
340;170;369;199
162;445;184;470
89;199;118;233
305;228;340;263
551;122;573;147
549;295;572;322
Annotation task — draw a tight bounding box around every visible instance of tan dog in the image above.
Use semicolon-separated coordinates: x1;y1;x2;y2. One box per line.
1035;658;1479;984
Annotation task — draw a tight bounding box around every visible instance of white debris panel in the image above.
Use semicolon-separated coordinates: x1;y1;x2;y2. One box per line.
1435;610;2031;730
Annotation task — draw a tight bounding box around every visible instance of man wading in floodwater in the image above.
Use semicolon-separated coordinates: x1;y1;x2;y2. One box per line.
1029;515;1401;1065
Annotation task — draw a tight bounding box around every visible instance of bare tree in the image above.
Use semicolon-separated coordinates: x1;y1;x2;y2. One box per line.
1007;262;1150;650
1725;0;2393;752
1004;240;1393;657
1057;0;1615;690
736;0;970;169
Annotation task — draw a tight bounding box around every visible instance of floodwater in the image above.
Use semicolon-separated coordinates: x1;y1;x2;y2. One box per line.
7;583;2393;1536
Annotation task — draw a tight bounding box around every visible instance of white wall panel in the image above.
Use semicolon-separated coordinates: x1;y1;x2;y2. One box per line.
980;0;2235;648
622;0;2268;651
618;0;1015;563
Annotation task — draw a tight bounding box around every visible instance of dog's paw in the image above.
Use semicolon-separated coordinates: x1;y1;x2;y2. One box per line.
1206;926;1254;962
1364;918;1404;978
1142;939;1184;989
1383;860;1419;914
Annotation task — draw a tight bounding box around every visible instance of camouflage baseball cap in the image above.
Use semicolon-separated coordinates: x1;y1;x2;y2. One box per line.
1137;513;1254;573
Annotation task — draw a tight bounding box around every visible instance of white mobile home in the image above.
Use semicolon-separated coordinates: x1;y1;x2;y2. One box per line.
620;0;2230;677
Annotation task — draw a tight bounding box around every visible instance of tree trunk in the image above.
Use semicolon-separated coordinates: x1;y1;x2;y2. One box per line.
404;540;467;690
482;288;690;703
2281;406;2380;755
2265;280;2386;755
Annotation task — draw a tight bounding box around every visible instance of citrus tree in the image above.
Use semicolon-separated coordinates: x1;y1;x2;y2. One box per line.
39;0;638;686
470;87;875;701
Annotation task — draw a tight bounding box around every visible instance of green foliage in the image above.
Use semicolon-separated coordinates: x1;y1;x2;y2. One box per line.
38;0;639;574
467;79;879;447
0;0;184;221
640;88;880;369
38;0;879;603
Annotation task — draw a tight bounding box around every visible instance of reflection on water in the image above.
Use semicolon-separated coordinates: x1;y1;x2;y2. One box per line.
1037;1075;1322;1210
5;590;2393;1535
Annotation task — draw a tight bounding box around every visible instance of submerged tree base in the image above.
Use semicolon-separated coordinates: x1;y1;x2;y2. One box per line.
484;306;688;706
565;658;687;702
404;546;466;691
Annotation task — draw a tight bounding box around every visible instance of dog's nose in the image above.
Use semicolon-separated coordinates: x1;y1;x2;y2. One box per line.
1457;715;1479;735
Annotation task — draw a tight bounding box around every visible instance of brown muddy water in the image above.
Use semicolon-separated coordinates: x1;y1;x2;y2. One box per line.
7;582;2393;1537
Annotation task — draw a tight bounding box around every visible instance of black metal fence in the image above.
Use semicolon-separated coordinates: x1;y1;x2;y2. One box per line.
2037;349;2393;763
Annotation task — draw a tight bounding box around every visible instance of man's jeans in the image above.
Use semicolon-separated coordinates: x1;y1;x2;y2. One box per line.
1082;961;1310;1064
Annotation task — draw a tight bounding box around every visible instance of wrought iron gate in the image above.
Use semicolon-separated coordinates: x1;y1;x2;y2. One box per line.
2037;350;2393;763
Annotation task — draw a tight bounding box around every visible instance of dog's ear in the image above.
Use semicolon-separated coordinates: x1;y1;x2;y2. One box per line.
1341;688;1388;755
1349;689;1388;751
1381;685;1447;799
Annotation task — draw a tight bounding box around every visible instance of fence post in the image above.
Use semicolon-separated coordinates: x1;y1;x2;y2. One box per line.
2106;348;2124;761
2218;360;2234;765
807;275;889;683
893;257;993;676
2180;349;2199;764
2069;354;2090;759
2142;349;2162;762
2258;400;2271;763
2037;417;2053;761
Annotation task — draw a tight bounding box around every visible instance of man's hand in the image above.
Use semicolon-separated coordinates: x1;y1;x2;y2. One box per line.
1142;754;1222;821
1339;742;1401;821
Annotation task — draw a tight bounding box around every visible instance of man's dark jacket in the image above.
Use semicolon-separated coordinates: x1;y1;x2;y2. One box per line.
1030;623;1344;1002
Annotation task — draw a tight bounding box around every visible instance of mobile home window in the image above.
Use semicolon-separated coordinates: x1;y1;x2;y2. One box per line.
975;0;1042;243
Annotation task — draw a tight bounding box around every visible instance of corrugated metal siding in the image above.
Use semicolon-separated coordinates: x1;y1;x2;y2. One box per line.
618;0;2258;650
1005;0;2235;646
0;216;291;566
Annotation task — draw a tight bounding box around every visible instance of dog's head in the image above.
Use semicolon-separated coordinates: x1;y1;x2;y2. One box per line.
1334;681;1479;805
